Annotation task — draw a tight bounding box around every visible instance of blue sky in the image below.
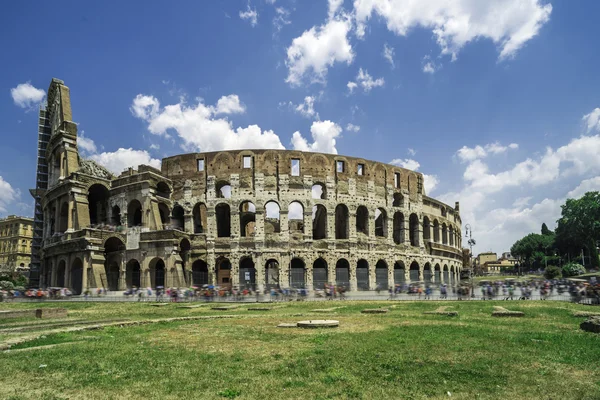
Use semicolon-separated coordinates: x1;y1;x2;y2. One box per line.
2;0;600;254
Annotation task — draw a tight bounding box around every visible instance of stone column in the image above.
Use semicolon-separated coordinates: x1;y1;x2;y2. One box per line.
255;253;265;292
255;208;265;240
280;209;289;239
349;258;357;292
418;215;424;249
231;210;240;239
368;260;376;290
306;262;313;290
207;252;216;286
184;213;193;234
404;216;410;245
280;253;291;289
304;207;312;240
119;257;126;290
349;210;357;240
418;265;424;282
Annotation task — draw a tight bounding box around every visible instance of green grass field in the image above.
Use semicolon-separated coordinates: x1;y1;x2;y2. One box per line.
1;301;599;400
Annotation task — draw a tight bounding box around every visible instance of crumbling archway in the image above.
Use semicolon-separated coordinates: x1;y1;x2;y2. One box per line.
312;258;328;289
239;201;256;237
375;260;388;290
393;212;404;244
172;205;185;231
375;208;387;237
215;203;231;237
290;258;306;289
356;206;369;236
409;261;420;282
335;204;349;239
312;205;327;240
88;184;109;226
126;259;141;288
127;200;142;227
356;259;369;290
409;213;420;247
335;259;350;288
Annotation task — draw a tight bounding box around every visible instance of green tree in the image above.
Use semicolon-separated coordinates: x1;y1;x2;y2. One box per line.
511;233;554;269
541;223;553;236
543;265;561;279
562;262;586;277
555;191;600;268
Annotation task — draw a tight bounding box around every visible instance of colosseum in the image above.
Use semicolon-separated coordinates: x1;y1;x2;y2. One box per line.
33;78;464;294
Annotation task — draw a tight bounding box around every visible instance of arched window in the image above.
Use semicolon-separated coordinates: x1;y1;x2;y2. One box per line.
375;208;387;237
312;183;326;200
312;258;328;289
88;184;109;226
356;259;369;290
423;217;431;241
156;182;171;199
335;204;349;239
449;226;454;246
288;201;304;233
193;203;207;233
409;213;419;247
356;206;369;236
127;200;142;227
335;259;350;288
289;258;305;289
240;201;256;237
409;261;420;282
216;181;231;199
393;212;404;244
442;223;448;245
433;220;440;243
312;205;327;240
59;202;69;233
265;201;281;234
126;259;141;289
394;261;405;284
375;260;388;290
239;257;256;290
216;203;231;237
172;205;185;231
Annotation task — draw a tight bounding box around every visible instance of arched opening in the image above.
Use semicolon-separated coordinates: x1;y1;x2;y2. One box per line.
375;260;388;290
127;200;142;227
70;258;84;295
59;202;69;233
265;201;281;234
156;182;171;199
290;258;306;289
335;259;350;288
179;239;191;284
192;260;208;286
88;184;109;226
423;263;432;284
356;259;369;290
433;220;440;243
265;259;280;289
106;261;120;291
171;205;185;231
158;203;170;229
215;203;231;237
239;201;256;237
288;201;304;233
312;258;328;289
449;226;454;246
239;257;256;290
149;258;165;289
335;204;349;239
193;203;208;233
423;217;431;241
409;214;420;247
394;261;405;285
312;183;326;199
449;265;455;284
442;223;448;245
393;193;404;207
56;260;66;287
443;265;449;283
356;206;369;236
104;237;125;253
393;212;404;244
216;181;231;199
216;258;231;289
111;205;122;226
126;259;141;288
312;205;327;240
375;208;387;237
434;264;441;283
409;261;420;282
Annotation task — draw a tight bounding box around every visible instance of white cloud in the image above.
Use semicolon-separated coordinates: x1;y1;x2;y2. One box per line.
583;108;600;133
353;0;552;60
240;4;259;27
456;142;518;163
423;174;439;195
89;148;162;175
77;132;97;155
149;144;160;150
423;62;436;74
285;17;354;86
407;148;416;156
328;0;344;19
566;176;600;199
273;7;291;32
382;43;395;69
0;176;18;214
10;82;46;109
390;158;420;171
345;123;360;132
295;96;319;119
292;120;342;154
347;68;385;94
131;94;285;152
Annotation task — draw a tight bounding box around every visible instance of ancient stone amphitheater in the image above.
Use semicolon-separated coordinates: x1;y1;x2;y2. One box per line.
36;79;463;294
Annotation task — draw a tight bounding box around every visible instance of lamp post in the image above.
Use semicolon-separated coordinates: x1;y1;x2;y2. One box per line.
465;224;476;298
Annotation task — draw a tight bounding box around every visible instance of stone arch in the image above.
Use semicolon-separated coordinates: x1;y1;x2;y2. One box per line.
335;204;349;239
434;263;441;283
449;226;454;246
312;182;326;200
127;200;143;227
239;201;256;237
393;211;404;244
215;203;231;237
88;183;110;226
105;261;120;291
149;258;166;289
288;201;304;233
375;208;387;237
265;259;280;289
104;236;125;253
158;203;170;229
312;258;328;289
409;213;419;247
70;258;84;295
171;204;185;231
264;201;281;234
216;257;232;289
156;181;171;199
423;216;431;241
442;223;448;245
239;257;256;290
394;261;405;285
375;260;388;290
335;258;350;288
443;264;449;283
191;260;208;286
356;206;369;236
433;219;440;243
216;181;232;199
423;262;432;284
409;261;420;282
193;203;208;234
393;193;404;207
56;259;66;287
312;204;327;240
290;257;306;289
126;259;141;288
356;259;369;290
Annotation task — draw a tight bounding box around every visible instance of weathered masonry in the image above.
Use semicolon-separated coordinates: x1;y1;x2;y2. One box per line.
37;78;463;294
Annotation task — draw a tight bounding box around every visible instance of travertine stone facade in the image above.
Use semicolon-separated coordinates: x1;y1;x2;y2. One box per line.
0;215;34;273
38;79;463;294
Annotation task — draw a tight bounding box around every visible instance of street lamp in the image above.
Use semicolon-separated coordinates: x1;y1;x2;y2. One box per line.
465;224;476;298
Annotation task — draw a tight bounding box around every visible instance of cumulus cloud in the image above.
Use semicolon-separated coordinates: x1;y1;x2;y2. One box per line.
77;131;97;155
347;68;385;94
11;82;46;109
291;120;342;154
389;158;438;194
89;148;162;175
423;174;439;195
583;108;600;133
390;158;420;171
239;3;258;27
382;43;395;69
0;176;18;214
285;17;354;86
345;123;360;132
328;0;344;19
423;62;436;74
353;0;552;60
273;7;291;32
456;142;518;163
294;96;319;119
131;93;285;152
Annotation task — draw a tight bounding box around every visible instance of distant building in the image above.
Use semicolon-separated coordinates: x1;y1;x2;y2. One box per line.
476;251;518;274
0;215;34;274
